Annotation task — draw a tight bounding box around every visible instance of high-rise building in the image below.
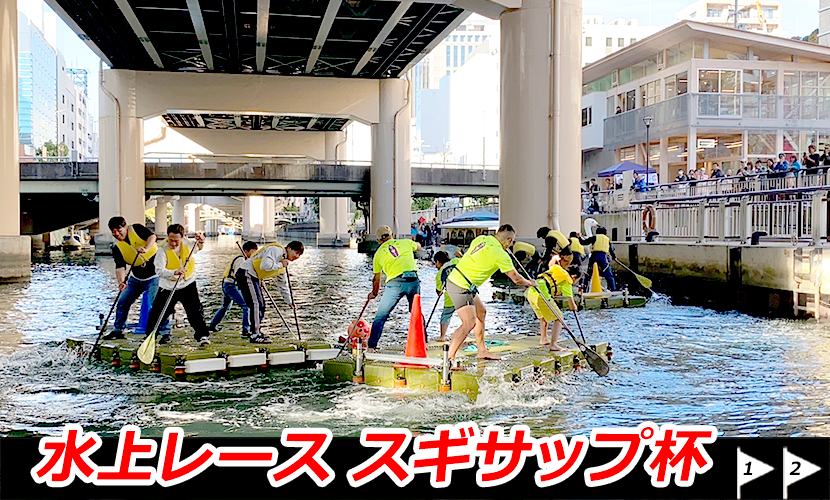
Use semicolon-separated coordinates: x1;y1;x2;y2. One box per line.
820;0;830;47
676;1;782;36
17;12;56;154
582;16;662;66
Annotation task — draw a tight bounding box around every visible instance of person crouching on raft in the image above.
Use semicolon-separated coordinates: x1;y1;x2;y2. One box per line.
208;240;258;337
236;241;305;344
526;253;577;350
145;224;210;345
445;224;536;360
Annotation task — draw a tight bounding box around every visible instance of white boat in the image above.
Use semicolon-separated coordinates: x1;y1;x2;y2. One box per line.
61;233;84;251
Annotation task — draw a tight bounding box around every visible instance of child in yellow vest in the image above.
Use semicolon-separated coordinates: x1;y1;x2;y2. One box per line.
525;253;578;350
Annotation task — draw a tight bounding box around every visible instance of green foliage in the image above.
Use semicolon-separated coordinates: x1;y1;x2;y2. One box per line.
411;197;435;211
38;141;68;157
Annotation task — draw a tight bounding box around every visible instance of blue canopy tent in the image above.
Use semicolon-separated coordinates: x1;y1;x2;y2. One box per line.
596;161;656;177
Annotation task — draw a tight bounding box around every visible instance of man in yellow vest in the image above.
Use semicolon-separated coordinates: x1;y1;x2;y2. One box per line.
145;224;209;345
208;241;258;336
581;226;617;291
445;224;536;360
105;216;171;340
236;241;305;344
367;225;421;350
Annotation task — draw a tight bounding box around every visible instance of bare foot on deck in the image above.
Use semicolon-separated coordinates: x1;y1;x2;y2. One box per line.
550;344;569;352
437;336;448;342
539;337;550;346
477;351;502;360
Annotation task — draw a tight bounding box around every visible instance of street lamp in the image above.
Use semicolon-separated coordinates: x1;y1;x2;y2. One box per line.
643;116;653;184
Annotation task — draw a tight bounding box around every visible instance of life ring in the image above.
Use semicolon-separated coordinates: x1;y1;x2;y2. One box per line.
642;205;657;234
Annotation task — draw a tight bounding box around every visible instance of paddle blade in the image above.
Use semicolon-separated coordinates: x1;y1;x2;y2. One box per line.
636;274;653;289
581;345;610;377
137;334;156;364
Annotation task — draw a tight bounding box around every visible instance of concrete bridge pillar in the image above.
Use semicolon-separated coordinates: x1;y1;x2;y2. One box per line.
319;132;350;247
242;195;275;241
499;0;582;237
154;196;169;237
171;196;186;227
0;0;30;278
95;70;145;254
371;78;411;238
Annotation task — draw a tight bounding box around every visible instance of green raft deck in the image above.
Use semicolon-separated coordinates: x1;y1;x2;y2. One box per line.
493;287;647;310
322;335;613;397
66;330;340;381
68;331;613;397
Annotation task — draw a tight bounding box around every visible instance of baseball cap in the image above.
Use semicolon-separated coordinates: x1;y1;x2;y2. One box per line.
377;225;393;239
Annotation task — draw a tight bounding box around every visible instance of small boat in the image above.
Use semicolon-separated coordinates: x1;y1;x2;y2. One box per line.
61;233;84;251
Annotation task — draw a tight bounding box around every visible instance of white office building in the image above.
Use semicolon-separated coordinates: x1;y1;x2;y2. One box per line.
676;1;782;36
582;16;662;66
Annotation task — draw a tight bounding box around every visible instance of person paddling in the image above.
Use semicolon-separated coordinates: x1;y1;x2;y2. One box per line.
433;251;459;342
445;224;536;360
236;241;305;344
145;224;210;345
208;241;258;337
105;216;171;340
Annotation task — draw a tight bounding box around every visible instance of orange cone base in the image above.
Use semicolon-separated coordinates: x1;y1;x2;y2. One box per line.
439;383;451;392
394;378;407;388
352;376;364;383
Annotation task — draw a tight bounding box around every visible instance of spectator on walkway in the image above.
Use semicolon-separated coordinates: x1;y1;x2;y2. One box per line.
589;178;600;192
821;146;830;166
711;163;725;178
675;170;688;182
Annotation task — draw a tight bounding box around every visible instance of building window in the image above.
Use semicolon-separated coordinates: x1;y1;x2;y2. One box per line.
585;37;592;47
70;104;74;112
630;38;636;44
664;71;689;98
475;35;480;42
62;95;64;104
453;45;458;66
762;7;774;18
581;107;592;127
71;122;74;131
606;37;612;47
446;45;450;64
640;79;661;106
707;8;721;17
618;38;624;47
461;49;466;66
452;35;457;42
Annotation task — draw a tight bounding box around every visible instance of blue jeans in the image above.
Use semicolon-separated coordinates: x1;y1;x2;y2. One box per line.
114;276;171;335
369;276;421;348
588;252;616;291
210;281;250;333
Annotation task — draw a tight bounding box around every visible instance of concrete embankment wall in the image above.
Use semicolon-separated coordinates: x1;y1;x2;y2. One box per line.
615;241;823;318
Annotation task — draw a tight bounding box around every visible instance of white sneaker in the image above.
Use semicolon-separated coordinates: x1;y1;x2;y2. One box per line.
198;337;211;347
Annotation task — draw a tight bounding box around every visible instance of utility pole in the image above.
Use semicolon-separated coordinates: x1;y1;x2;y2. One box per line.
734;0;739;29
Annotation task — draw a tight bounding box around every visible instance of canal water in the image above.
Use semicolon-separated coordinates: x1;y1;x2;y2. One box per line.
1;237;829;437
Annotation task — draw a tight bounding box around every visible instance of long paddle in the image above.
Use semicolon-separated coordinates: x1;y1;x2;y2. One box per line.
137;238;198;364
424;293;442;335
88;251;141;360
508;249;610;377
285;268;302;341
236;241;294;337
336;297;372;357
614;258;654;291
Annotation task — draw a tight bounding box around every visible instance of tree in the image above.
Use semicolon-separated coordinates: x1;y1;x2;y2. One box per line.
411;197;435;211
39;141;68;157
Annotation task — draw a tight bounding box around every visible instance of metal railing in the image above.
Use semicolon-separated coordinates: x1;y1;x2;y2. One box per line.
618;191;822;243
411;203;499;224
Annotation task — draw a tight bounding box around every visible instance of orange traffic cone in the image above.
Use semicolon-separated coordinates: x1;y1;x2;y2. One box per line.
404;294;427;359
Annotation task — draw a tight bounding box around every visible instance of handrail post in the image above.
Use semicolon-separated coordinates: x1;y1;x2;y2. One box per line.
718;199;727;241
813;190;827;246
740;196;751;244
697;200;706;243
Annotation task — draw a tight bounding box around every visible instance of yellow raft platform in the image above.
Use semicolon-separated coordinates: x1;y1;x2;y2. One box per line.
493;287;647;310
66;330;340;381
322;335;612;398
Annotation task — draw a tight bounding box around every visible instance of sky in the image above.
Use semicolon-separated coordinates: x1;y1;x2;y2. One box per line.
585;0;820;37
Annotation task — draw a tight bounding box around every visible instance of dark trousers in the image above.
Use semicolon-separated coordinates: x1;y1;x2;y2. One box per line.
588;252;616;291
236;269;266;337
146;282;209;340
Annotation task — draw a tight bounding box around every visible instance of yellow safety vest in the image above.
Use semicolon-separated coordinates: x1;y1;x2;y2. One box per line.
162;241;195;280
251;243;286;280
593;234;611;254
570;237;585;256
546;230;570;251
513;241;536;256
114;226;157;267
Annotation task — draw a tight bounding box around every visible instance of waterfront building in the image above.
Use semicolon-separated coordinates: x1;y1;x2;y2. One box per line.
581;20;830;182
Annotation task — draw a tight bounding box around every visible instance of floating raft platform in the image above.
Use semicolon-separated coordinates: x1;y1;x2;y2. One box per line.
493;287;647;310
66;330;340;381
322;335;612;397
